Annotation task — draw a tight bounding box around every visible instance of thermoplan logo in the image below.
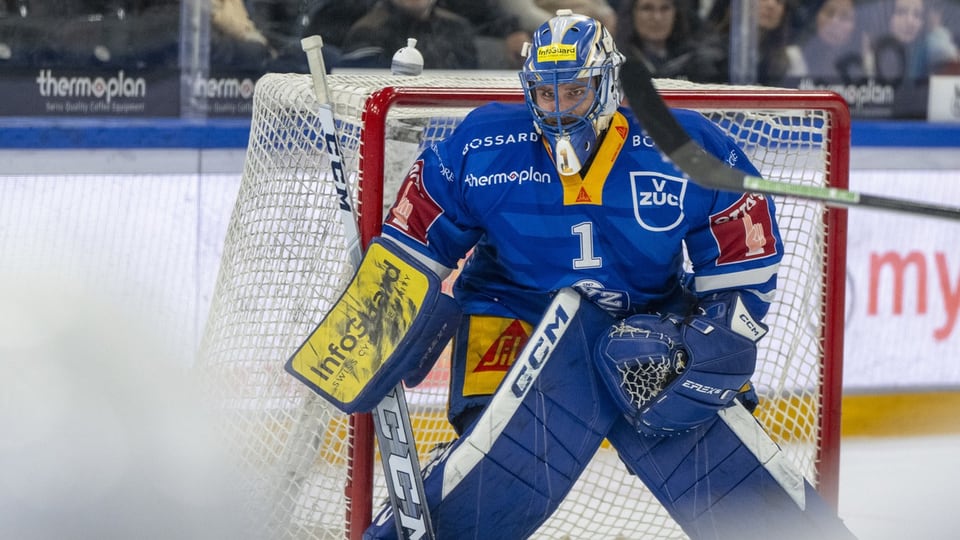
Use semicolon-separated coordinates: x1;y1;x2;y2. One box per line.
35;69;146;104
464;167;552;187
192;76;256;100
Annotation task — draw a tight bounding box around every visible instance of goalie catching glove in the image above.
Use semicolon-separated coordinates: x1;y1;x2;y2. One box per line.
594;292;766;436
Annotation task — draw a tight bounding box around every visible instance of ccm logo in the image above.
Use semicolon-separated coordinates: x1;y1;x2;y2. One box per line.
738;313;764;339
323;127;350;213
511;304;571;396
377;389;430;539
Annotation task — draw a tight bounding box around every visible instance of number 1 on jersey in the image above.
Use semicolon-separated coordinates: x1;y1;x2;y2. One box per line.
571;222;602;269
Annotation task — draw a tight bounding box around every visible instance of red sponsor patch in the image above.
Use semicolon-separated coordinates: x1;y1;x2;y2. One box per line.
710;193;777;265
384;159;443;245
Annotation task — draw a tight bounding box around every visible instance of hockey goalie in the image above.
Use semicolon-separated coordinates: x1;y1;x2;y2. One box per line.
291;9;857;540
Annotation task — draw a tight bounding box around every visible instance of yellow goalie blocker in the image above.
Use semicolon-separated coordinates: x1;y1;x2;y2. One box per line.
285;238;461;413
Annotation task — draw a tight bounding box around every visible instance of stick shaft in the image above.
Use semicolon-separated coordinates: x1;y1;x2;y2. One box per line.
302;36;434;540
620;61;960;221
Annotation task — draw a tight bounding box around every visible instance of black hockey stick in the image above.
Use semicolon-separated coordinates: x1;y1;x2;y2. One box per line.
619;59;960;221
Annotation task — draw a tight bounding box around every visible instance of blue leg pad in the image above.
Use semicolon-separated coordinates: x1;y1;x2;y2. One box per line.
607;408;856;539
364;290;617;540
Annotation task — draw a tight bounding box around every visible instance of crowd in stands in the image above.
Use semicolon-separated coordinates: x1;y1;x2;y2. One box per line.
2;0;959;94
247;0;960;86
0;0;179;69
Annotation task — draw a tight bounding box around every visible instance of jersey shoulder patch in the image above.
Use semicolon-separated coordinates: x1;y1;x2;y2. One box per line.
385;159;443;246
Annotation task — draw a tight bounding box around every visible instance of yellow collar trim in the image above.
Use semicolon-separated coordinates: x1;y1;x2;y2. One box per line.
549;112;629;206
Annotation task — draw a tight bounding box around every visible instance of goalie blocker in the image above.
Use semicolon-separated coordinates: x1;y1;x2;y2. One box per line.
285;237;461;413
366;290;855;539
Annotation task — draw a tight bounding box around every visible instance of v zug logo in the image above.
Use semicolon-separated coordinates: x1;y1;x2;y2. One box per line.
631;172;687;232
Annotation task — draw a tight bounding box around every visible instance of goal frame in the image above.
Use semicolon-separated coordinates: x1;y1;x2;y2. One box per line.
346;85;850;539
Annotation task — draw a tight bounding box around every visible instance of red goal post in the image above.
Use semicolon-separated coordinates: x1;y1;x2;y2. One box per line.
198;72;849;540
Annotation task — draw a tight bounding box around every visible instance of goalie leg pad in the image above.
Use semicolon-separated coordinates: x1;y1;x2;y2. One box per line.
607;402;856;539
285;237;461;413
364;289;618;540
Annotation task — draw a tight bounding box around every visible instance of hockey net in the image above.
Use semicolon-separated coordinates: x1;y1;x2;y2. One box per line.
196;72;849;540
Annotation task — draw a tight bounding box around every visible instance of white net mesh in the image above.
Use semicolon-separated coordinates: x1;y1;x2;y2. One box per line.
196;72;848;539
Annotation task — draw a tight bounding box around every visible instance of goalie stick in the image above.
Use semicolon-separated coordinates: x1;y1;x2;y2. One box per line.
619;59;960;221
301;36;434;540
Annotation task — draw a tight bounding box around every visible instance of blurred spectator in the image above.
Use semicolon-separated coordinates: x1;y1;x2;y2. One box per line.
246;0;301;49
211;0;275;71
862;0;932;82
681;0;710;32
340;0;478;69
703;0;798;85
301;1;376;50
926;0;960;71
439;0;529;69
760;0;800;84
1;0;273;72
252;0;376;72
463;0;619;35
497;0;553;32
859;0;960;116
940;0;960;39
615;0;723;80
0;1;179;69
536;0;619;33
0;0;52;66
787;0;871;83
244;0;305;71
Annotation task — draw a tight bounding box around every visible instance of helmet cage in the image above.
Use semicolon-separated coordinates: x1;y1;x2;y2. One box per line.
521;67;607;140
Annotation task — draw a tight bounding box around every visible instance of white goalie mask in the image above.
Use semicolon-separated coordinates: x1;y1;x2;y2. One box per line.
520;9;625;175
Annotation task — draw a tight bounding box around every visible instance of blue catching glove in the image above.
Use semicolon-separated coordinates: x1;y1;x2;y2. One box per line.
594;292;766;436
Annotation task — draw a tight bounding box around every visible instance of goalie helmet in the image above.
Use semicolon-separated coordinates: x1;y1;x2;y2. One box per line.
520;9;625;175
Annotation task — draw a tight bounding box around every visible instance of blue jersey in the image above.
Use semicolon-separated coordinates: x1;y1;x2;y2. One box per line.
382;103;783;322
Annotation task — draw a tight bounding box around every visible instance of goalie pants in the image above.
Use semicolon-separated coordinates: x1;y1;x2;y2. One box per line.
364;289;854;539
